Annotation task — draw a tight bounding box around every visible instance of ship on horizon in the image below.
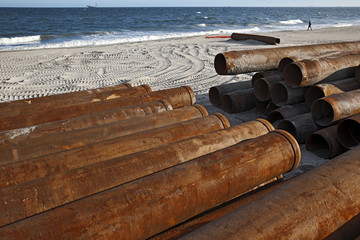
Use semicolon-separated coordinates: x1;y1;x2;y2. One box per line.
87;3;98;8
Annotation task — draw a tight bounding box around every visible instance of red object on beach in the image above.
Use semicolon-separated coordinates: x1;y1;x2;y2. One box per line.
205;36;231;38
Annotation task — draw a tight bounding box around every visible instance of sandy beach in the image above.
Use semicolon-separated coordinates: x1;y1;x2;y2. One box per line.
1;25;360;178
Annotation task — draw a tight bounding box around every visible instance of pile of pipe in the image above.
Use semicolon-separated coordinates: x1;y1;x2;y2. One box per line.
0;83;302;239
210;41;360;158
199;41;360;239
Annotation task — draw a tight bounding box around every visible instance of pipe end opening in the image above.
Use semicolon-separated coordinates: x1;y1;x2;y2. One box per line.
270;83;288;106
214;54;227;75
311;99;334;127
221;94;235;113
337;119;360;148
284;63;303;87
306;133;330;158
209;87;221;106
305;86;326;107
279;57;295;72
254;79;271;101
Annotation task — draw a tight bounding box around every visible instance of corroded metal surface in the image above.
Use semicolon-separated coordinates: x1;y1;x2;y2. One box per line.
337;113;360;148
0;105;207;164
253;72;283;101
208;80;252;106
270;81;308;106
267;103;310;124
220;88;256;113
306;125;347;159
284;54;360;87
0;100;172;143
278;112;320;143
0;130;300;239
0;113;230;226
311;88;360;126
230;33;280;45
181;146;360;240
0;86;196;132
214;41;360;75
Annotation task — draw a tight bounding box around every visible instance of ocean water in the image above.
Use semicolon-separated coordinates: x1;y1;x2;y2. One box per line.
0;7;359;51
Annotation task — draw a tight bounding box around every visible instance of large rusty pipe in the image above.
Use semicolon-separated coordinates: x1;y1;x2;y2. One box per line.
0;86;196;132
251;71;279;87
325;213;360;240
0;113;231;190
220;88;256;113
306;125;348;159
0;130;300;239
311;88;360;126
0;83;144;117
214;41;360;75
0;100;172;144
0;105;207;164
266;103;310;124
0;114;232;226
230;33;280;45
278;113;320;144
336;114;360;148
270;81;308;106
208;80;252;106
150;176;285;240
181;146;360;240
253;73;283;101
283;53;360;87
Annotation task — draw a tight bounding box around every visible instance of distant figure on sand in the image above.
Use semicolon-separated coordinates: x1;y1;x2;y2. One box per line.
307;19;312;31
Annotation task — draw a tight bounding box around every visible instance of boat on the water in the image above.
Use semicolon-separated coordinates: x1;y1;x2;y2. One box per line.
87;3;97;8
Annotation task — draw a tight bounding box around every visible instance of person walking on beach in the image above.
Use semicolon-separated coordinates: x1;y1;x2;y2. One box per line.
307;19;312;31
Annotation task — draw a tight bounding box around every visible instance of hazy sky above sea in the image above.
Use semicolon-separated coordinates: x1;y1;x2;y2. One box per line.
1;0;360;7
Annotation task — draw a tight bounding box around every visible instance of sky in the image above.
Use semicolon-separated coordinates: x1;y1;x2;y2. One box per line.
1;0;360;7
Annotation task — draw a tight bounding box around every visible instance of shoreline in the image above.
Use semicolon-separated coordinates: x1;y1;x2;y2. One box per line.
1;25;360;177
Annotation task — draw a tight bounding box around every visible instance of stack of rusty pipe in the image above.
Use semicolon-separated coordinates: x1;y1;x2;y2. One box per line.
0;82;304;239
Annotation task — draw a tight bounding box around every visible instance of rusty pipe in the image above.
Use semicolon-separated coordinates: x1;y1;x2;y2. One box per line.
181;146;360;240
325;213;360;240
0;113;232;190
230;33;280;45
214;41;360;75
337;114;360;149
255;100;279;115
283;53;360;87
0;104;207;164
0;130;300;239
253;73;284;101
305;77;360;107
278;113;320;144
220;88;256;113
0;100;172;144
306;125;348;159
278;56;301;72
208;80;252;106
251;71;279;87
0;86;196;132
266;103;310;124
270;81;308;106
0;113;232;226
311;88;360;126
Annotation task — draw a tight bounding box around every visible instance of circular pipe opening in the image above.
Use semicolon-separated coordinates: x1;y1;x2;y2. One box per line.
209;87;221;106
271;83;288;106
311;99;334;126
278;57;295;72
254;79;270;101
221;94;234;113
306;133;330;158
214;54;227;75
305;86;326;107
266;111;284;123
337;120;360;148
284;63;303;87
278;120;297;141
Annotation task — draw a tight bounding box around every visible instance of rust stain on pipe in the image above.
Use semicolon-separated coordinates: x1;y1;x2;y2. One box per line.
0;86;196;132
181;146;360;240
337;114;360;149
270;81;308;106
0;130;300;239
214;41;360;75
267;103;310;124
230;33;280;45
0;100;172;144
253;72;283;101
0;113;231;190
278;112;320;144
311;88;360;126
283;53;360;87
220;88;256;113
0;113;231;226
208;80;252;106
0;104;207;164
306;125;348;159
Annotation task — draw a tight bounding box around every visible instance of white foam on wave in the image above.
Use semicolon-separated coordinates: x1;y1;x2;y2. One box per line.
279;19;303;25
333;23;352;28
0;35;41;45
197;24;206;27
